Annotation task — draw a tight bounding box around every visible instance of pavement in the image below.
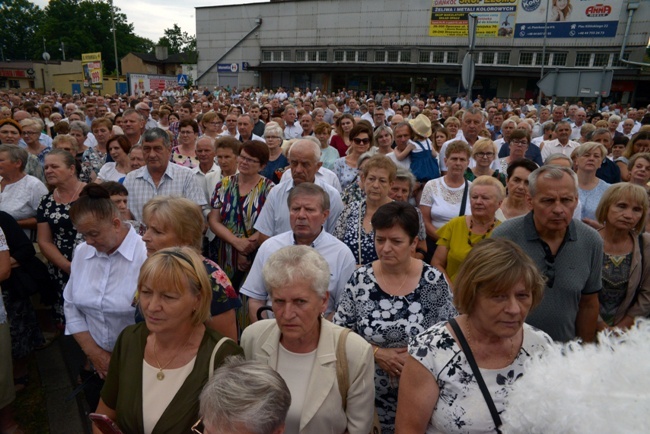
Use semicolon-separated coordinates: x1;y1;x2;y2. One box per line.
35;335;92;434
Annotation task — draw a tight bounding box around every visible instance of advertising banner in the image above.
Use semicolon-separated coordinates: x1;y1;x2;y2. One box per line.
429;0;622;38
127;73;179;96
515;0;621;38
81;52;103;88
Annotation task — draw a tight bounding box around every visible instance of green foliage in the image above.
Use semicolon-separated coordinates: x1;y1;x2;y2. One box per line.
37;0;155;73
157;23;197;62
0;0;45;60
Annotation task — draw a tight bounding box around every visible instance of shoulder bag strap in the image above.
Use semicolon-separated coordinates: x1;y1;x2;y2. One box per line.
448;318;502;433
208;336;233;379
336;328;352;411
458;180;469;217
632;233;645;302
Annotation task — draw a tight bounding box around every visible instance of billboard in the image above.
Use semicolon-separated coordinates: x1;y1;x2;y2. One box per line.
81;52;103;89
429;0;622;38
127;73;179;96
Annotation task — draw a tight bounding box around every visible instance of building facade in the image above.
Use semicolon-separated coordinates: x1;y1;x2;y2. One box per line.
196;0;650;105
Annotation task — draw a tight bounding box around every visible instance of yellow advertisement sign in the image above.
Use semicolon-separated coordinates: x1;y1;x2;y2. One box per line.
429;0;518;38
81;52;103;88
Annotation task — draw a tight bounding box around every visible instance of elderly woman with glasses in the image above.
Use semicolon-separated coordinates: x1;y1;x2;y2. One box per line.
259;122;288;184
93;247;243;434
499;128;531;174
0;118;45;183
241;245;376;434
465;138;506;186
20;118;50;167
332;123;373;190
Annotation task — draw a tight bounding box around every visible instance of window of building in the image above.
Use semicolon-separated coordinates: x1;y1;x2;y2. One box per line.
432;51;445;63
419;51;430;63
307;51;317;61
612;52;630;67
334;50;344;62
519;52;534;65
447;52;458;63
387;51;399;63
295;51;305;62
400;50;411;62
539;52;550;66
551;52;567;66
262;51;272;62
357;51;368;62
480;52;495;65
375;51;385;62
575;53;591;67
319;50;328;62
593;53;610;67
497;52;510;65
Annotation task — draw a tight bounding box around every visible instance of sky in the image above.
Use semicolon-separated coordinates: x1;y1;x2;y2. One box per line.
30;0;266;42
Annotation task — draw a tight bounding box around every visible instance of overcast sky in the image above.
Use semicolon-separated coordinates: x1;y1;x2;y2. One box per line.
31;0;265;42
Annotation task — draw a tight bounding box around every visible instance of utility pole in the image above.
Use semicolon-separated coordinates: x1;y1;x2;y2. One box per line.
110;0;120;87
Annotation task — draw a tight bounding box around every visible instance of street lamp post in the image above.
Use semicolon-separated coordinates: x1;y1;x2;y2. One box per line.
110;0;120;90
42;51;50;93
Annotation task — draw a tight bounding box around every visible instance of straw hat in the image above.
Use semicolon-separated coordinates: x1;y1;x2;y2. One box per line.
409;113;432;138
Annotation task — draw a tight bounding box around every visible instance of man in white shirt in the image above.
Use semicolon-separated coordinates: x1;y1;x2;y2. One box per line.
283;106;303;139
540;121;580;161
135;102;159;131
242;183;355;321
381;96;395;118
254;139;343;243
439;107;495;173
570;109;587;140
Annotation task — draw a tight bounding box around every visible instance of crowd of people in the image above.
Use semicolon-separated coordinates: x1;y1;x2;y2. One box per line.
0;84;649;434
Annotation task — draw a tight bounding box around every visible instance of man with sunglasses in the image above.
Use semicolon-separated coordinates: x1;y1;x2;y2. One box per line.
493;165;602;343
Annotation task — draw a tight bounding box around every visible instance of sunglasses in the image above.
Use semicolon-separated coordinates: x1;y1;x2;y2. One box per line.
352;137;370;145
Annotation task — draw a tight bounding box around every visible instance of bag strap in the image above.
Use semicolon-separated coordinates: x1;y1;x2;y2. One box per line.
458;180;469;216
448;318;502;433
632;233;645;302
208;336;233;379
335;328;352;411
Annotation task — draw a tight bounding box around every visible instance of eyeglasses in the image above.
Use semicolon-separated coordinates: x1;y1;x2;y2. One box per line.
22;131;40;136
352;137;371;145
191;418;202;434
238;155;260;164
510;140;528;147
265;136;281;140
474;152;494;158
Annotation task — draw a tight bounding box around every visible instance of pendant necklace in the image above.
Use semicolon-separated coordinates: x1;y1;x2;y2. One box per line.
152;328;195;381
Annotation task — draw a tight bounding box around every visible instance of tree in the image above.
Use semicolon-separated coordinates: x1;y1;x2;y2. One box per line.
36;0;154;74
157;24;197;62
0;0;45;61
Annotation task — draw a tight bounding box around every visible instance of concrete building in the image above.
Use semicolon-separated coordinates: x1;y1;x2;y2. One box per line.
196;0;650;105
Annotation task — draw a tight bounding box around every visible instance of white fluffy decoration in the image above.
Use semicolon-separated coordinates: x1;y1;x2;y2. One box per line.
502;320;650;434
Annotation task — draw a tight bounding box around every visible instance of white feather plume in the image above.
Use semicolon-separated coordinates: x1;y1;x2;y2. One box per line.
502;319;650;434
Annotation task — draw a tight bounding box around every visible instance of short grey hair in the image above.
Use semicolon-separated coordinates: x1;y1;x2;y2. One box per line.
288;138;321;160
69;120;89;135
143;127;171;148
0;144;28;171
263;245;330;299
544;153;573;167
199;356;290;434
528;165;578;197
554;120;571;131
394;167;416;194
609;115;621;123
264;122;283;139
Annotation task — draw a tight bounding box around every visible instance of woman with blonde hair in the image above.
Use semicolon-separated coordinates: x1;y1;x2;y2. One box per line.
94;247;243;434
142;196;241;340
443;116;461;139
595;183;650;330
432;176;505;283
575;141;610;221
465;138;506;186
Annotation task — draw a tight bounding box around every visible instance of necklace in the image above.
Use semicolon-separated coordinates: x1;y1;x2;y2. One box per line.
467;218;497;246
54;181;83;204
377;261;410;295
466;319;515;365
152;328;195;381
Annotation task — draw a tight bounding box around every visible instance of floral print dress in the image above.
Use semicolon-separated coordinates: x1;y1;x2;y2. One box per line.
409;322;552;434
333;264;457;434
334;200;376;266
170;146;199;169
36;193;84;325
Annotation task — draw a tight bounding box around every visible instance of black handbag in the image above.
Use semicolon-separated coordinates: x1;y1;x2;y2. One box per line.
2;256;53;299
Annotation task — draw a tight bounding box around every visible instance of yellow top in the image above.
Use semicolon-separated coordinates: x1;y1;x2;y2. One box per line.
436;216;501;283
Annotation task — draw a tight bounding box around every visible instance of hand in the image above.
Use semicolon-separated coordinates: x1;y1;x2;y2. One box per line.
232;237;251;255
87;348;112;379
241;237;258;256
582;218;603;231
237;255;252;272
375;347;408;378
